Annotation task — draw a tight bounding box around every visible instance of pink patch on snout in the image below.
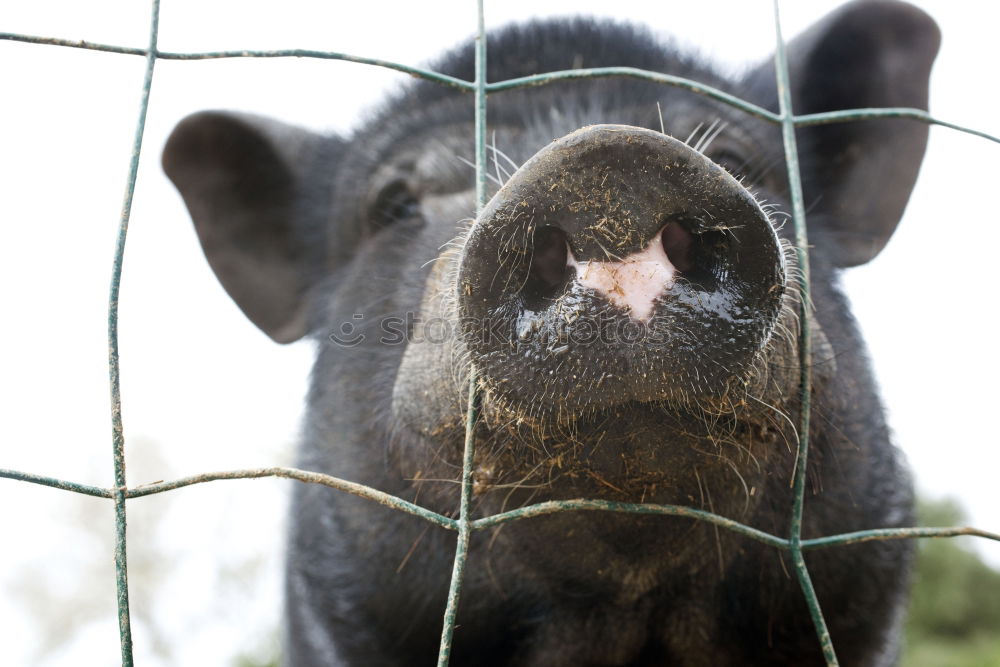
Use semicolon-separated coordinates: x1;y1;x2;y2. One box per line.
569;229;677;320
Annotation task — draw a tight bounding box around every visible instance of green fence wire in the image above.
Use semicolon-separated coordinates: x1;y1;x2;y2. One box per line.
2;1;1000;666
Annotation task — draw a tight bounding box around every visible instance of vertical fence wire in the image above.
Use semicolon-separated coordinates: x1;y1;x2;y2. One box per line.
436;1;487;663
107;0;161;664
770;1;836;665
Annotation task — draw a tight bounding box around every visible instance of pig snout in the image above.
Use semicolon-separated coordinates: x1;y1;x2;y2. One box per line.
457;125;787;414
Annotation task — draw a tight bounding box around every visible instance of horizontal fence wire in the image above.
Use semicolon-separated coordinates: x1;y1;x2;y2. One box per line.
2;33;1000;144
1;2;999;666
2;465;998;550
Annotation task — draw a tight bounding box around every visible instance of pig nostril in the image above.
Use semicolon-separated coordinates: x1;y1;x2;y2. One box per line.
660;219;728;291
660;222;694;273
524;226;570;307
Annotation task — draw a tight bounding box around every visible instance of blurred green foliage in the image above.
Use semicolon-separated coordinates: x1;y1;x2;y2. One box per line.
903;497;1000;666
233;628;280;667
234;654;279;667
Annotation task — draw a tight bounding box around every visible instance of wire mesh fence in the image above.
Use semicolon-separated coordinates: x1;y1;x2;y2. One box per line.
1;1;999;665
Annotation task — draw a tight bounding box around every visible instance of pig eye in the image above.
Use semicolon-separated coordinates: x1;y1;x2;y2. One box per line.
371;180;420;230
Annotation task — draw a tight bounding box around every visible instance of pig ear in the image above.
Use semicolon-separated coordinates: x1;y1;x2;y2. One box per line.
163;111;334;343
754;0;940;267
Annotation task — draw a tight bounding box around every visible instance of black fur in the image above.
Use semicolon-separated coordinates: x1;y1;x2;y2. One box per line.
163;4;939;665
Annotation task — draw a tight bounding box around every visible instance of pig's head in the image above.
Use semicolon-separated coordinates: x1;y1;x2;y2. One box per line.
163;1;938;513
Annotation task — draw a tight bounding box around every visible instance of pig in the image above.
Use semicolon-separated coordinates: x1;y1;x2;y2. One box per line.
162;1;939;665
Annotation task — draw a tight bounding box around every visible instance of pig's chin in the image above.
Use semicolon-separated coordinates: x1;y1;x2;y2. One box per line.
475;344;755;427
479;391;683;432
479;376;741;428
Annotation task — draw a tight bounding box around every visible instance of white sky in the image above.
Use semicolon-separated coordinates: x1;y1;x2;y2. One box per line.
1;1;997;665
